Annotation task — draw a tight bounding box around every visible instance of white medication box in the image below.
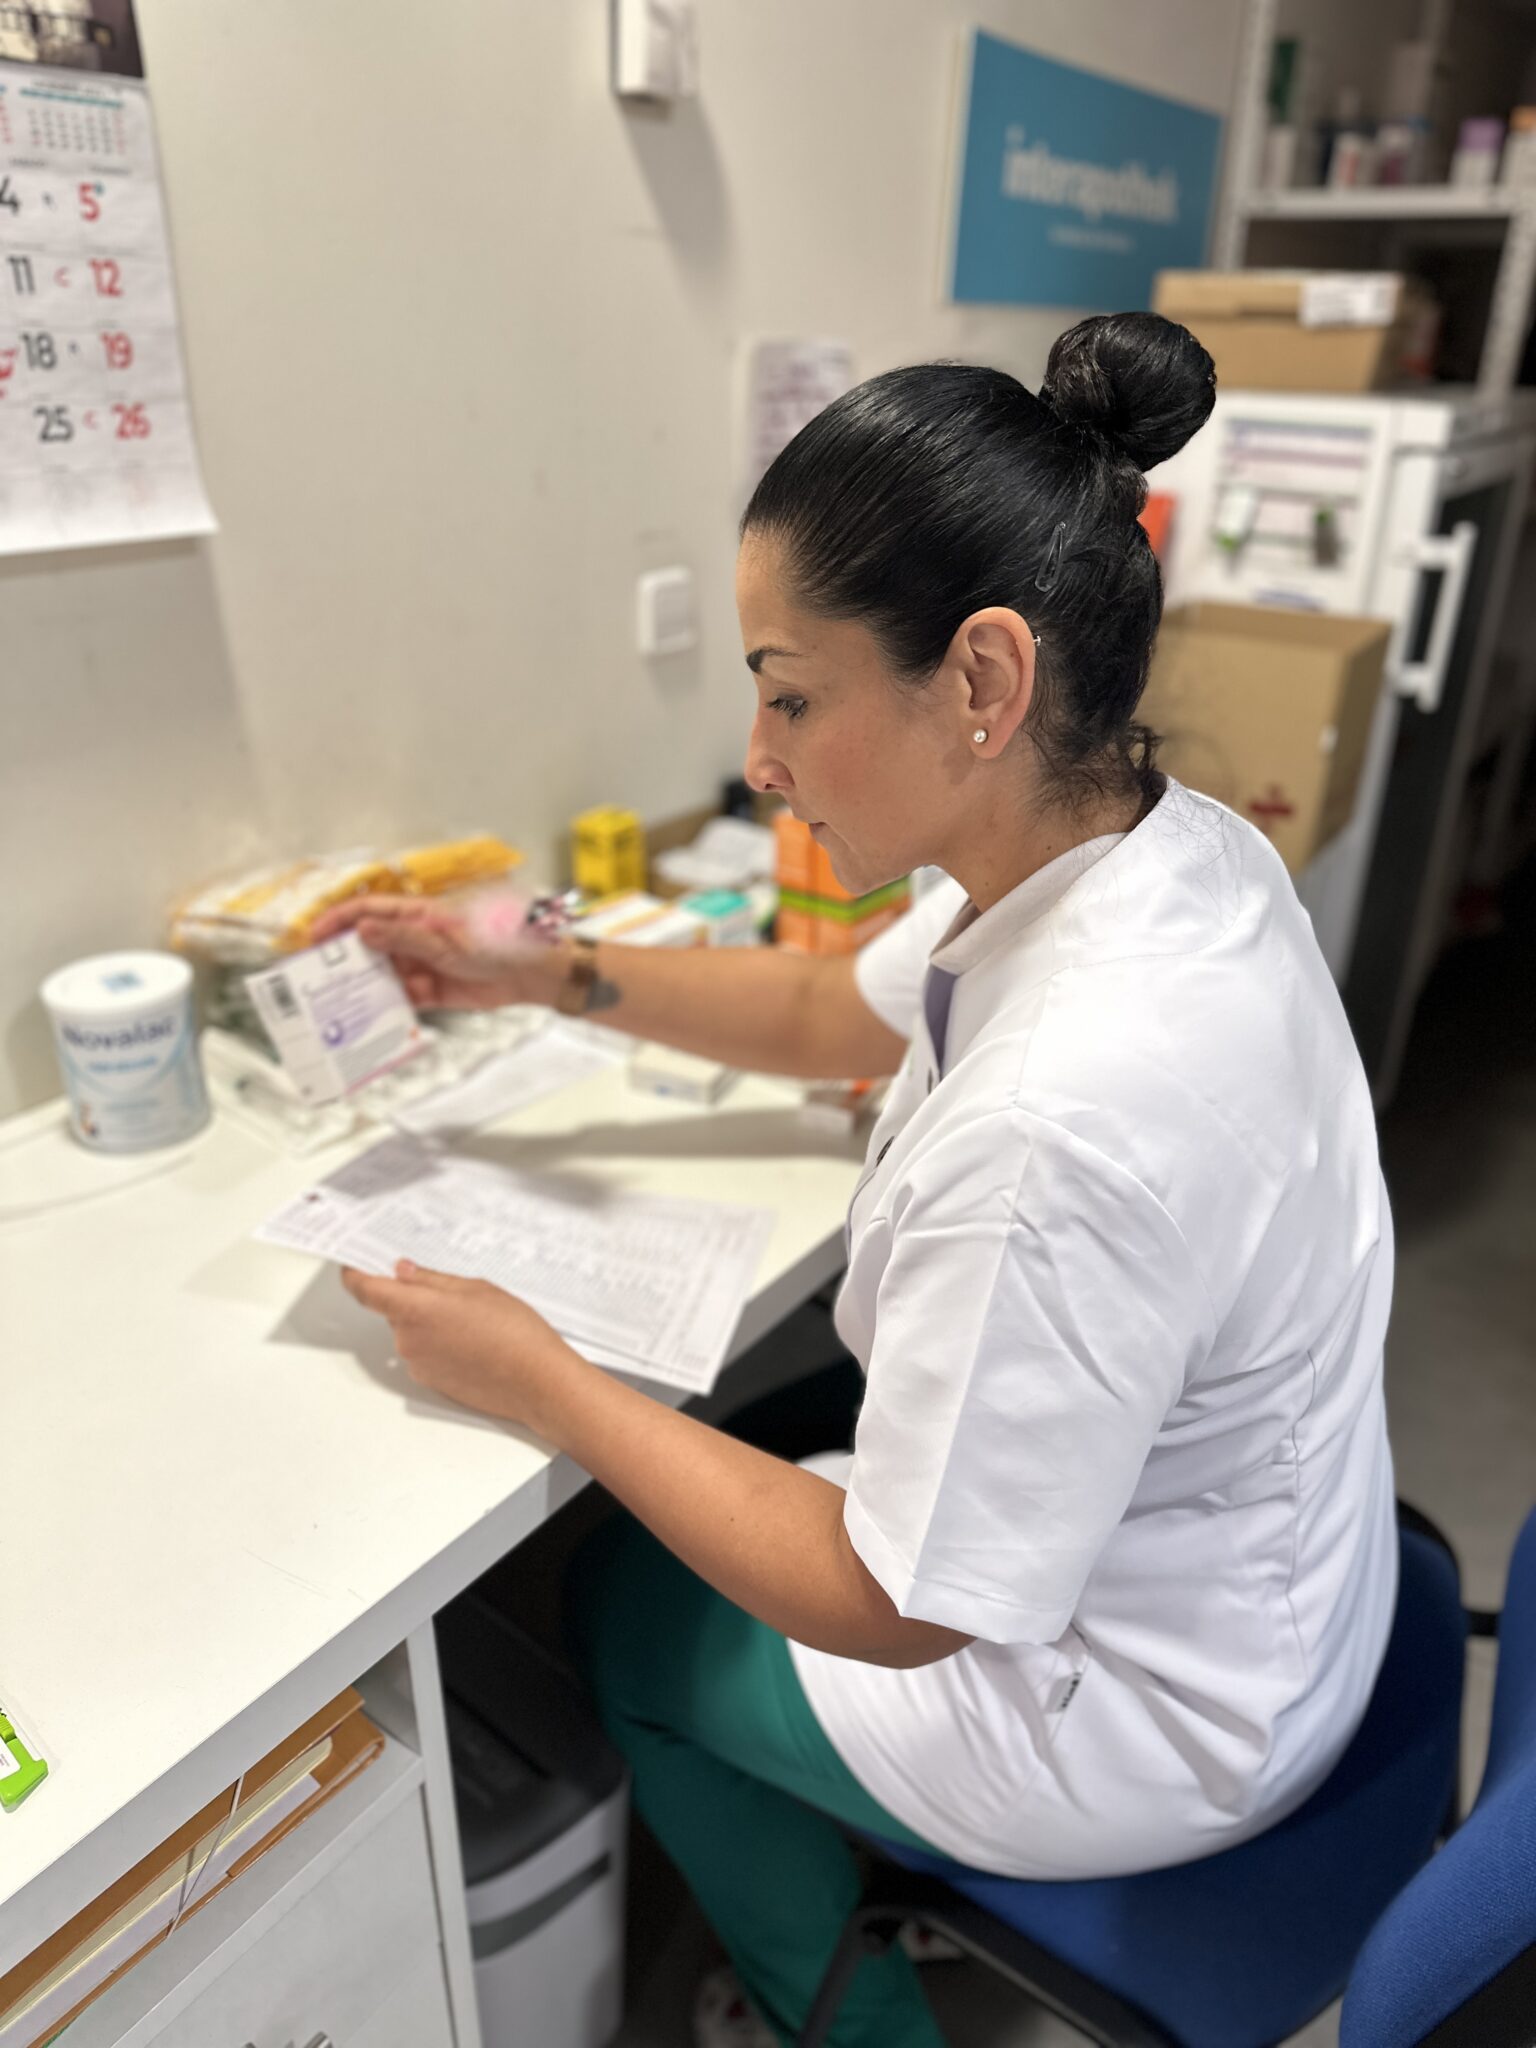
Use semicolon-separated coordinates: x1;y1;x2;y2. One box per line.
628;1043;736;1105
246;933;426;1105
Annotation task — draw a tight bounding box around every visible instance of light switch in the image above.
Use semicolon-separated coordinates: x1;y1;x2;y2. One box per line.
613;0;700;103
637;566;698;656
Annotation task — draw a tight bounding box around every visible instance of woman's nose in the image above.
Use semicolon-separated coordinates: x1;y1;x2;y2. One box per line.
743;717;788;798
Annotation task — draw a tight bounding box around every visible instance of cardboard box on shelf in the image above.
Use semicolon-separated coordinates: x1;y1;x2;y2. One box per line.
1141;602;1391;873
1152;270;1422;393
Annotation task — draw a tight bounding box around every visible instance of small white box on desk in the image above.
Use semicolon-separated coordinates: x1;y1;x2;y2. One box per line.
628;1044;736;1105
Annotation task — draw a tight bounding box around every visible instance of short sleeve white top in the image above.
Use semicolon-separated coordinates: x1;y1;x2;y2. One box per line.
790;781;1397;1879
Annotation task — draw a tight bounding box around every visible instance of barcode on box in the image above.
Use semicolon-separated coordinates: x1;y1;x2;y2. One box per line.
267;975;299;1021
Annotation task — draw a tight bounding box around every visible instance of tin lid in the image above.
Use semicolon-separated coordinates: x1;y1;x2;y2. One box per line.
41;950;192;1021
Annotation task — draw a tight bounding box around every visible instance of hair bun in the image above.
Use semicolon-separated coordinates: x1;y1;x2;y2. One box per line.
1040;311;1215;472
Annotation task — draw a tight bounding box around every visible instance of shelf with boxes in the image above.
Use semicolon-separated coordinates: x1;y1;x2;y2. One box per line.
1218;0;1536;392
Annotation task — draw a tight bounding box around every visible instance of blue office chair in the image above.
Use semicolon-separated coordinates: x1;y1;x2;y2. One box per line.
1339;1504;1536;2045
800;1506;1535;2048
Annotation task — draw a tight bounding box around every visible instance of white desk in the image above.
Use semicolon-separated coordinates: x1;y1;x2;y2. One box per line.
0;1066;861;2041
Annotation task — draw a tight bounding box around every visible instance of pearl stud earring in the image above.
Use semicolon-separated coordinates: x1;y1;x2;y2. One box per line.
972;729;988;744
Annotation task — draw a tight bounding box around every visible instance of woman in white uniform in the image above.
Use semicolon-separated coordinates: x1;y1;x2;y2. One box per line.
332;313;1397;2048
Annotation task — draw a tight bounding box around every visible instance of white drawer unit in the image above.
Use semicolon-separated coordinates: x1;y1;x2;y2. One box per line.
353;1945;456;2048
145;1790;440;2048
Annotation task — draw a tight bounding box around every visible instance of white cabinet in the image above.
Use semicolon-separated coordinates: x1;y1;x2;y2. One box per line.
143;1791;439;2048
354;1946;456;2048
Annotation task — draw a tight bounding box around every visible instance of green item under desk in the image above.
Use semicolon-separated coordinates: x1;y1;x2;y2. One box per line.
0;1703;48;1809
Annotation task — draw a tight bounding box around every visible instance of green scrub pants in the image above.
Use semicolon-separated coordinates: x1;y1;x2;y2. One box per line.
565;1511;948;2048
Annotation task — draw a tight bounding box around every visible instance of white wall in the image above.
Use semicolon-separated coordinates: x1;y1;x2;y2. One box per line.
1;0;1241;1114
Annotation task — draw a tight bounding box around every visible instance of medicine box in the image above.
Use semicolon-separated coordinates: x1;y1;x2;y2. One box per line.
246;933;427;1105
571;892;708;947
572;807;647;898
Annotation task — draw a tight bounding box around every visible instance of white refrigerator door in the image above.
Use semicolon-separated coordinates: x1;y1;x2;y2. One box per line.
1342;428;1536;1100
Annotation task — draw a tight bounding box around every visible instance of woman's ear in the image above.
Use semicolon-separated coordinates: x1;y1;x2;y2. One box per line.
950;608;1038;756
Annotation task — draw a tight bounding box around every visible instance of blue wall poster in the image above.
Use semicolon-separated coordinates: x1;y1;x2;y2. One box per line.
946;29;1223;311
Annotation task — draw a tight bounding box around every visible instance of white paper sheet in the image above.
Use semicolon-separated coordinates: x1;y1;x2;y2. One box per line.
0;61;215;554
391;1021;626;1138
740;337;853;497
257;1136;775;1394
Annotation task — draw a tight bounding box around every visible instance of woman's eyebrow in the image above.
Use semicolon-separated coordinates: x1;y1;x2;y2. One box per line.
746;646;803;673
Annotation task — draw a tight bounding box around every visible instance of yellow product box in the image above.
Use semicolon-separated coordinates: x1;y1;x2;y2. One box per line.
572;806;646;898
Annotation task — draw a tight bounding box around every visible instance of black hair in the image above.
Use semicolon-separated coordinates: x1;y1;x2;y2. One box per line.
741;311;1216;813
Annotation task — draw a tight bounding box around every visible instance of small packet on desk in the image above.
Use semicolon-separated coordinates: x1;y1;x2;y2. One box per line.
246;934;427;1106
796;1078;885;1136
628;1043;737;1105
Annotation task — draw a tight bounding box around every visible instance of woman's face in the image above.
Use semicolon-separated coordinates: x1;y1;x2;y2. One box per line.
736;533;975;897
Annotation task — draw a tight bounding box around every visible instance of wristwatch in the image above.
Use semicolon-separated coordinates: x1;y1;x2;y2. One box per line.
554;935;601;1017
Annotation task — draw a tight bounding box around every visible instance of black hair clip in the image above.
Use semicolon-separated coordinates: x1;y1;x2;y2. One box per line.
1034;519;1068;595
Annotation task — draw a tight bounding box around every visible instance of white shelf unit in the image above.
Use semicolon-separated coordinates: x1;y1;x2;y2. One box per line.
1245;184;1527;219
1215;0;1536;392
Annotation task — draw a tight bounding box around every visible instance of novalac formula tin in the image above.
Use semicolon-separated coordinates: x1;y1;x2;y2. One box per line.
41;951;209;1153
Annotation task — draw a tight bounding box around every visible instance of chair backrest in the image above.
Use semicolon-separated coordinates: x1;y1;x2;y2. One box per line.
1342;1506;1536;2046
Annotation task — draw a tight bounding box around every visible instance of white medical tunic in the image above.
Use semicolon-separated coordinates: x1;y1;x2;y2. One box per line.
790;780;1397;1879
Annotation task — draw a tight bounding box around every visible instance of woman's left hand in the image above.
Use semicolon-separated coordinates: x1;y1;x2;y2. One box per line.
340;1261;578;1435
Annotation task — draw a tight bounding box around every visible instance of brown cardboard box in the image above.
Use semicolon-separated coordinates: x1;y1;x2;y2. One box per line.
1142;602;1391;872
1152;270;1410;393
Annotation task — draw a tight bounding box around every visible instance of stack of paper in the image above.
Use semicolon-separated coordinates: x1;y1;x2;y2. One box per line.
0;1691;382;2048
390;1018;627;1138
258;1135;775;1395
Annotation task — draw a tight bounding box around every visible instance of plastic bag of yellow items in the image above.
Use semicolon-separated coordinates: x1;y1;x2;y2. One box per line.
171;836;521;966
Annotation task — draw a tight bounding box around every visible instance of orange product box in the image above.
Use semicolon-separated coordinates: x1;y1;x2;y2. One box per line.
1140;492;1175;564
775;904;817;953
807;903;902;955
773;811;867;903
773;812;816;892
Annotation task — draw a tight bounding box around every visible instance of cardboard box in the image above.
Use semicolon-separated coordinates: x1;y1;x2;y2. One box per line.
1142;602;1391;872
1153;270;1411;393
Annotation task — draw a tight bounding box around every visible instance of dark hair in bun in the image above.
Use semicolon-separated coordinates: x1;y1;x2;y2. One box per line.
1042;310;1217;473
743;312;1216;811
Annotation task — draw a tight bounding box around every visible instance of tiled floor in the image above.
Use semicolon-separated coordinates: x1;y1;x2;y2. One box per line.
604;861;1536;2048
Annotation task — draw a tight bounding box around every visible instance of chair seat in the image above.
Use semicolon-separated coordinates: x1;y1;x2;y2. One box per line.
879;1530;1465;2048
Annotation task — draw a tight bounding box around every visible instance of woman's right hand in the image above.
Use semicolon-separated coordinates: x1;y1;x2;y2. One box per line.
305;894;560;1011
